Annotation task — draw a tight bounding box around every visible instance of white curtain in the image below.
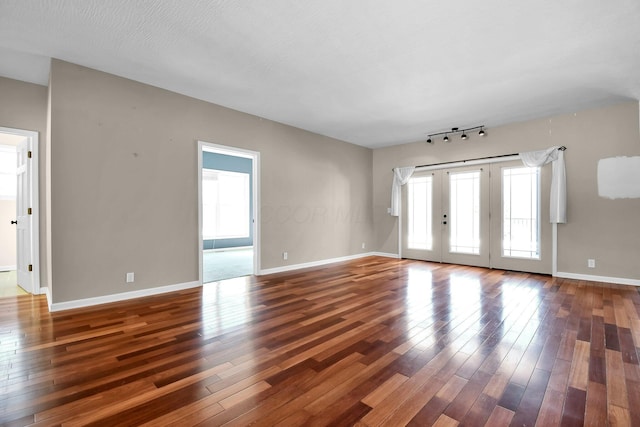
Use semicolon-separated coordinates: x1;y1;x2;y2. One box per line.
390;166;415;217
519;146;566;223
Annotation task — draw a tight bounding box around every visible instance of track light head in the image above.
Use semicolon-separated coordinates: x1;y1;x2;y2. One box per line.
461;132;467;140
443;135;449;142
478;128;485;137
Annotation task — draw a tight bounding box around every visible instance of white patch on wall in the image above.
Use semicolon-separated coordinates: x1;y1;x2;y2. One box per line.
597;156;640;199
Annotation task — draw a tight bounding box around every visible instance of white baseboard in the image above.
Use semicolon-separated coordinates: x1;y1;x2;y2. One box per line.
47;253;397;311
259;252;397;275
42;286;52;311
0;265;16;272
44;260;637;312
555;271;640;287
49;280;201;312
204;246;252;253
369;252;400;259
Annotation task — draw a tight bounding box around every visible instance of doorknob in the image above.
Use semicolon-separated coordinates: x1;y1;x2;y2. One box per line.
442;221;447;225
10;220;17;225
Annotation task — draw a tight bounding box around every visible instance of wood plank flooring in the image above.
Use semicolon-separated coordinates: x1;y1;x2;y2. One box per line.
1;256;640;426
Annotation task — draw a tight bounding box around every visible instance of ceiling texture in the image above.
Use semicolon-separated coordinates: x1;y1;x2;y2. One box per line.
1;1;639;149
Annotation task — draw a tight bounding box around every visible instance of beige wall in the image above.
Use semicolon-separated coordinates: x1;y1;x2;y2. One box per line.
0;77;48;285
48;60;373;303
3;59;639;305
373;101;640;280
0;200;16;269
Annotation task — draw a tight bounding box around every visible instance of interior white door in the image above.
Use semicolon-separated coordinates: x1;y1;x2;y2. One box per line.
16;137;32;293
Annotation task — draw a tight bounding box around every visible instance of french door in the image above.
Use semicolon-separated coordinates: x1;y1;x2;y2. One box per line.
402;166;489;267
489;160;552;274
402;160;551;274
402;170;442;262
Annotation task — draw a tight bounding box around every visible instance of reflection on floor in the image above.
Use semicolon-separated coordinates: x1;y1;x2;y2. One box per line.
0;270;28;297
203;247;253;283
6;257;640;424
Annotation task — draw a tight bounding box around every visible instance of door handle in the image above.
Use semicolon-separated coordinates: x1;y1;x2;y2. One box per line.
11;220;17;225
442;221;447;225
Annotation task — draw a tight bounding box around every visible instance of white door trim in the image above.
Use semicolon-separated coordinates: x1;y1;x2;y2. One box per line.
0;126;40;294
197;141;260;283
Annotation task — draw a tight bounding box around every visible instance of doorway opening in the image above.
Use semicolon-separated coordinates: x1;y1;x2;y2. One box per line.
198;141;259;283
0;127;40;296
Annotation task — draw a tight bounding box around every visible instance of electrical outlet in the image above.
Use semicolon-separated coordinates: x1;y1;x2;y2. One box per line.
283;252;288;260
126;272;135;283
588;259;595;268
361;242;366;249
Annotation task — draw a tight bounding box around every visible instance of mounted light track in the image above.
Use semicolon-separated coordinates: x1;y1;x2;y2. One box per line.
426;125;485;144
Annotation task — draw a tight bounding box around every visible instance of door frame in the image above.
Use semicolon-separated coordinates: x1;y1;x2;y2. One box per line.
197;140;260;283
398;155;559;275
0;126;40;294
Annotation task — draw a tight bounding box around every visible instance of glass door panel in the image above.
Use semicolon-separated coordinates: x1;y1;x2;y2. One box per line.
448;170;481;254
407;175;433;250
402;171;442;262
502;166;540;259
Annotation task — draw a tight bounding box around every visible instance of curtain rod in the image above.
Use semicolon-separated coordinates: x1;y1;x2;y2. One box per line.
393;146;566;171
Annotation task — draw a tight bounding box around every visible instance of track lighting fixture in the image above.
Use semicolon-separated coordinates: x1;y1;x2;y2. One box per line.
426;125;486;144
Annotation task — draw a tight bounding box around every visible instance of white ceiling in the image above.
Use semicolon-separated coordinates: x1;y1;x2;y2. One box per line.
1;1;639;149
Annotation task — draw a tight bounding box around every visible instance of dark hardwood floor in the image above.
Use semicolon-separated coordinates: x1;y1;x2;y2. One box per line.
1;256;639;426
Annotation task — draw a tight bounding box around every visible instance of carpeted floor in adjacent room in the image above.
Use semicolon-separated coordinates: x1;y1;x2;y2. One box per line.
203;248;253;283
